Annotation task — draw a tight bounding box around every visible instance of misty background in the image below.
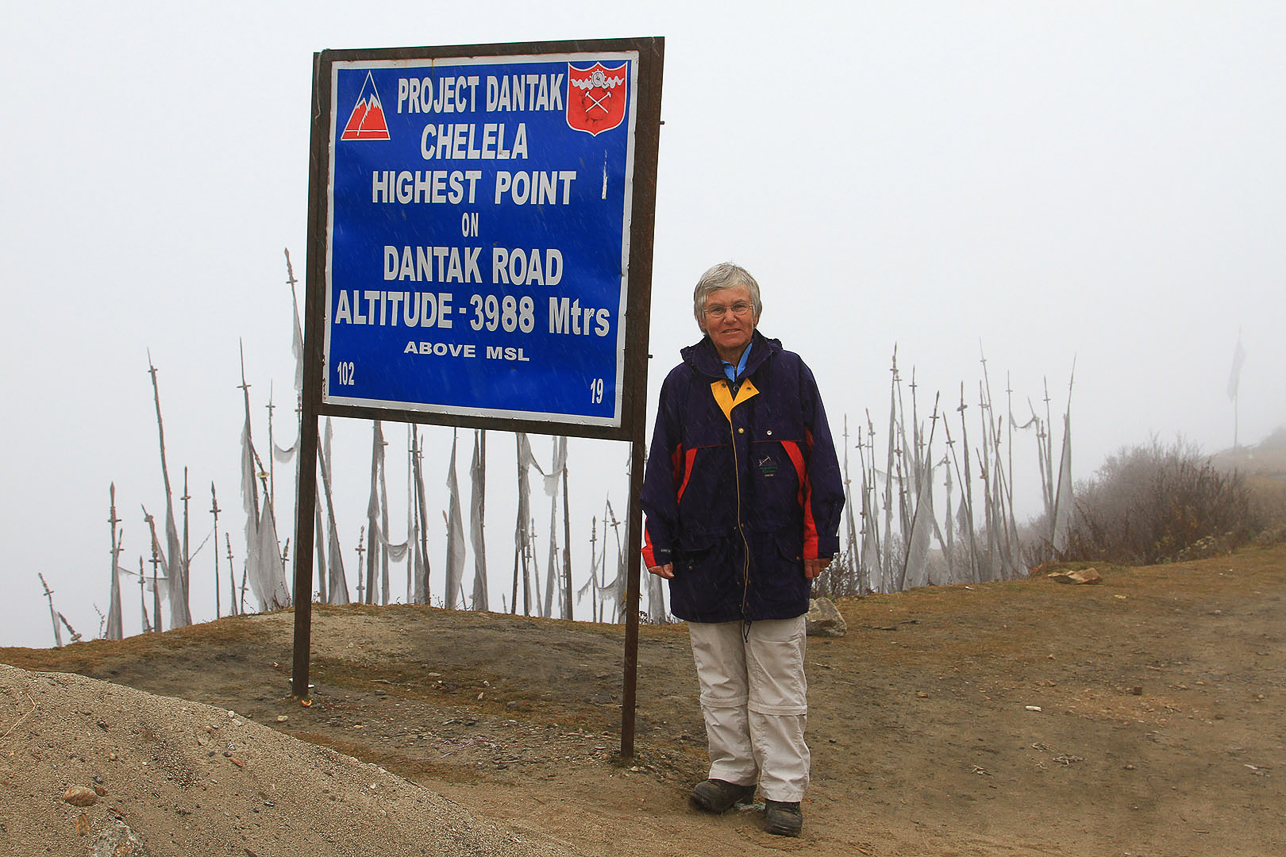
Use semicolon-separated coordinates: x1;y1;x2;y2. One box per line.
1;1;1282;647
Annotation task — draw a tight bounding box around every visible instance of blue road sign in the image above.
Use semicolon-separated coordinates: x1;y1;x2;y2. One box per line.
323;51;641;429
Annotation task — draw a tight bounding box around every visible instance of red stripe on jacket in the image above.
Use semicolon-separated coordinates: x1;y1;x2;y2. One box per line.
675;448;698;504
642;526;659;568
781;432;820;559
643;444;696;568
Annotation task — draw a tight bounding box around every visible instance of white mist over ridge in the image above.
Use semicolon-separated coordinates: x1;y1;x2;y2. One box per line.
2;1;1283;647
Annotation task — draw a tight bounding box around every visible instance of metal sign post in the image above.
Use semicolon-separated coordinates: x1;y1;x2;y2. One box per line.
292;38;663;758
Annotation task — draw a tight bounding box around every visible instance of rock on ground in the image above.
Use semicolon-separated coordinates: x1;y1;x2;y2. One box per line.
806;597;848;636
0;663;562;857
1047;568;1102;585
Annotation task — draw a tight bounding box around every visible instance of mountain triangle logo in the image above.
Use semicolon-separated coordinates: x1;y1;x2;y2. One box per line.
341;71;391;141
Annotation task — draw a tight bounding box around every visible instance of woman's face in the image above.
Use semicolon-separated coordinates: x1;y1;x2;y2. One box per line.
698;285;758;361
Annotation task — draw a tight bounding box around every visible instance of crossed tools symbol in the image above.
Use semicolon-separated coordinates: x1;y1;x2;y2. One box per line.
586;89;613;114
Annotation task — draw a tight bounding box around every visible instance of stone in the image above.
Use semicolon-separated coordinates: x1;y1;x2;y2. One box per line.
1048;568;1102;585
806;597;847;637
90;819;151;857
63;785;98;807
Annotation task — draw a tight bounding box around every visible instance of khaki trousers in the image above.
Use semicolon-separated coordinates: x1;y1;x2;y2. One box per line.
688;616;809;802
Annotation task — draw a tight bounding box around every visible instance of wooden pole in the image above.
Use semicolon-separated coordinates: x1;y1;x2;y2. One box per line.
529;520;542;616
562;445;573;621
355;527;366;604
138;557;151;634
620;435;646;756
619;34;663;752
38;573;62;648
472;429;489;612
317;420;345;604
860;413;880;593
412;428;431;605
380;424;392;606
841;416;858;595
224;533;237;616
151;543;163;634
521;473;532;617
510;435;522;614
57;611;82;644
542;440;559;619
365;422;381;605
290;50;326;699
979;382;996;582
957;384;979;583
589;515;601;622
879;350;897;592
943;449;955;583
182;468;191;615
107;484;124;641
1043;379;1056;541
1006;374;1018;573
147;353;191;627
211;484;221;619
141;507;164;633
406;426;416;605
266;392;276;514
605;500;625;621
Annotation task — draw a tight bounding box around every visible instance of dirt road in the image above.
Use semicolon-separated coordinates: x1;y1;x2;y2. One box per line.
5;546;1284;856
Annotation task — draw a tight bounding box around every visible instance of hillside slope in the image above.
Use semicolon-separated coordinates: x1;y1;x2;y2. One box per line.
5;546;1286;856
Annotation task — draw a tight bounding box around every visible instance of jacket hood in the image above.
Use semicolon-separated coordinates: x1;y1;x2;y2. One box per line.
680;330;782;380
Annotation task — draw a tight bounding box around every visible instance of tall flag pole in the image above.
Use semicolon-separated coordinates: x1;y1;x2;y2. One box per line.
1227;329;1246;449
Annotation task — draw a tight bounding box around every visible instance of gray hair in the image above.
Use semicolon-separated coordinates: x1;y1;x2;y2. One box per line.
692;262;762;326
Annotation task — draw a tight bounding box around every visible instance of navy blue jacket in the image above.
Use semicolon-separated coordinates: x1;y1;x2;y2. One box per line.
641;331;844;623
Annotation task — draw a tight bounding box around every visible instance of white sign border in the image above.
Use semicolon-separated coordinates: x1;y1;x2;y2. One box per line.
321;50;641;429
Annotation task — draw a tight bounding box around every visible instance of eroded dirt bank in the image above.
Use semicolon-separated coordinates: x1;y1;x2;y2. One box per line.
4;546;1285;856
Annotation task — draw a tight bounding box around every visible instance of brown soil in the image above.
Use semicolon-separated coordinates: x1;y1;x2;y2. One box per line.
4;545;1285;856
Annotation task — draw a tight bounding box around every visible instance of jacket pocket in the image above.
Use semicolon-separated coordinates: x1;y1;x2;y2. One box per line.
749;530;810;617
669;537;743;621
771;529;805;567
676;541;714;576
675;536;731;577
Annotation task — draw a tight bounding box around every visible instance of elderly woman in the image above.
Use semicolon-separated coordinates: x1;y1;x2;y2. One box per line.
641;262;844;837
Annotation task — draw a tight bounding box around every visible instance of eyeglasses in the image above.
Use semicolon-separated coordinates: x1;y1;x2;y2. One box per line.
704;302;754;319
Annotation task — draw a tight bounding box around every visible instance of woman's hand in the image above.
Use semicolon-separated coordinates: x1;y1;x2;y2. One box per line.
804;557;831;580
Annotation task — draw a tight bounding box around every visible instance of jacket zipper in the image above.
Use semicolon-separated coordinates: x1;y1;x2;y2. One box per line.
729;388;751;619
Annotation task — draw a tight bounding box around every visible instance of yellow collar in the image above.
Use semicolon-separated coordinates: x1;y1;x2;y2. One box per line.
710;378;759;422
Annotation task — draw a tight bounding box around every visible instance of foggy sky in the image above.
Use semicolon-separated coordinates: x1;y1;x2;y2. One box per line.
2;1;1282;647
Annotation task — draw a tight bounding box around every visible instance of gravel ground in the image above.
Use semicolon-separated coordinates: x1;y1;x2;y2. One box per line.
0;663;566;857
4;545;1286;856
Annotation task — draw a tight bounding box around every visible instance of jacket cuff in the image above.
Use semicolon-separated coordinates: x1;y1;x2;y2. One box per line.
809;535;840;560
642;544;672;568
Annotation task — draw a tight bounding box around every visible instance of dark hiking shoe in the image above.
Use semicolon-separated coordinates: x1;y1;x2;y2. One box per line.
689;779;756;813
764;799;803;836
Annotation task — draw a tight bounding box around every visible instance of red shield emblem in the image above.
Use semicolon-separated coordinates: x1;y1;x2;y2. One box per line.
566;62;628;136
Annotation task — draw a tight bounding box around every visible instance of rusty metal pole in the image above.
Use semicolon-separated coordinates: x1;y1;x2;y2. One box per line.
619;36;665;760
291;51;328;700
620;435;646;757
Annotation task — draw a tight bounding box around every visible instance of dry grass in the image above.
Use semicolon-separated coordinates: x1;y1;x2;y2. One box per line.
5;544;1286;857
0;611;282;672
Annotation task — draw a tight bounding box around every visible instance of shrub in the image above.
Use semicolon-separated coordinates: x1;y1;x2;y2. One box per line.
813;547;868;598
1062;438;1252;565
1245;473;1286;544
